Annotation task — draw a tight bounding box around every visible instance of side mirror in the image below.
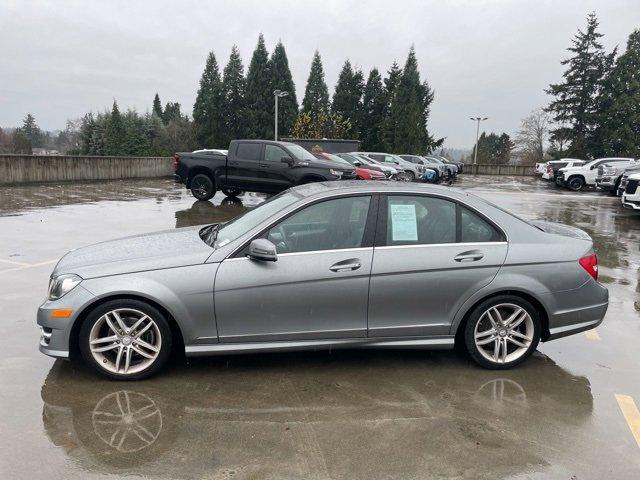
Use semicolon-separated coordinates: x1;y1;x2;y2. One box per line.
353;160;362;166
248;238;277;262
281;156;294;166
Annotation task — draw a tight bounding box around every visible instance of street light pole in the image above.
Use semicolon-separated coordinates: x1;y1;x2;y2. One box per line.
273;90;289;141
470;116;488;165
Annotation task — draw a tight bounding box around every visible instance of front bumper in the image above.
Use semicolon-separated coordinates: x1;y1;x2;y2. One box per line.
37;284;96;359
595;177;616;190
622;193;640;210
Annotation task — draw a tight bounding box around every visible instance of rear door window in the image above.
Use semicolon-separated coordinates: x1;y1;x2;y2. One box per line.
236;143;262;161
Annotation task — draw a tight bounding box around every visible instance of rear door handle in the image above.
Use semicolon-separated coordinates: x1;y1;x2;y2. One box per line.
330;259;362;272
454;250;484;262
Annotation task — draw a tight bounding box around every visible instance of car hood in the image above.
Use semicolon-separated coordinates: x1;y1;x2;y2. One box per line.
53;226;214;279
301;159;355;172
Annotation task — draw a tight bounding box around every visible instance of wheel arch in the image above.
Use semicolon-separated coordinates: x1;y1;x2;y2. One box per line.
68;293;186;359
298;174;326;184
186;166;218;188
453;289;551;347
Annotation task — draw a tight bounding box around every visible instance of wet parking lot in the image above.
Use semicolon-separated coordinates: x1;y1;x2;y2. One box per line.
1;176;640;479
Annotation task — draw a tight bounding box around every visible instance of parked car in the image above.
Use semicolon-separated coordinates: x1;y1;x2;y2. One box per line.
357;152;424;182
621;173;640;211
38;182;608;380
595;159;638;194
534;162;547;175
192;148;228;155
436;156;464;174
398;155;444;183
314;152;385;181
174;140;356;200
617;163;640;196
336;153;398;179
426;156;458;179
557;157;635;191
543;159;584;181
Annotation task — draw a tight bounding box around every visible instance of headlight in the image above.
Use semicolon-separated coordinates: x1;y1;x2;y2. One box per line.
329;169;343;177
602;167;618;176
48;274;82;301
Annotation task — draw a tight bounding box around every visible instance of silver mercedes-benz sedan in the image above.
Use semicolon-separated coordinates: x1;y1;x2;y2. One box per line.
38;182;608;380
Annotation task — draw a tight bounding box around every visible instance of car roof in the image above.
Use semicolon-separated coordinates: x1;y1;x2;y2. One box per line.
289;180;468;200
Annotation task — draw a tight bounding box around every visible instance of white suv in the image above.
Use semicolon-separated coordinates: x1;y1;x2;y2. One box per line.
622;173;640;211
558;157;636;191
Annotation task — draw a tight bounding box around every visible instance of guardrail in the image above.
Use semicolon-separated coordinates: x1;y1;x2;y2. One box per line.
467;164;535;176
0;155;173;184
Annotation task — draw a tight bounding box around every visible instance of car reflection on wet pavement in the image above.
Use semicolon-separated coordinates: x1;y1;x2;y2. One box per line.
2;177;640;479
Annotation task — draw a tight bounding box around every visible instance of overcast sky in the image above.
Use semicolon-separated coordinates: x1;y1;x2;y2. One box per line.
1;0;638;148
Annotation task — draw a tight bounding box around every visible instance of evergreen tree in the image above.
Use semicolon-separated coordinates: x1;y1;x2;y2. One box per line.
152;93;163;120
545;12;616;158
269;41;299;137
18;113;43;147
193;51;225;148
387;47;436;153
302;51;330;117
381;61;402;150
105;101;125;155
221;45;247;143
599;29;640;157
245;34;273;138
163;102;183;123
360;68;386;151
472;132;513;164
332;60;364;136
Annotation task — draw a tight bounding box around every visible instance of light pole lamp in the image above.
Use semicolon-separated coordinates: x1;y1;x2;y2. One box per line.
274;90;289;141
470;116;488;165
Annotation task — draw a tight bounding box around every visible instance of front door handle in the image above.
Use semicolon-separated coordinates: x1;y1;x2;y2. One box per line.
330;259;362;272
454;250;484;262
259;163;269;167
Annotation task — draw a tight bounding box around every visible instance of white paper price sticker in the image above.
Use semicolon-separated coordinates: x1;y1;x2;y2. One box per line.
390;203;418;241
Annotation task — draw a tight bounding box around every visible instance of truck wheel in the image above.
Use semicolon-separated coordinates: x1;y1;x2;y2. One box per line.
567;176;585;191
190;174;215;201
611;178;621;196
221;187;242;198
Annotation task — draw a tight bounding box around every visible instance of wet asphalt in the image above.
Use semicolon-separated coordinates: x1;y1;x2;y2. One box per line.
1;176;639;479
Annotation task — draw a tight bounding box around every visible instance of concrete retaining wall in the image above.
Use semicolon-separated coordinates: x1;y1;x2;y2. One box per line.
467;164;535;176
0;155;173;185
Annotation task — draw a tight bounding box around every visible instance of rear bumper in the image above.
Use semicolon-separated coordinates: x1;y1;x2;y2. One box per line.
555;177;565;186
622;193;640;210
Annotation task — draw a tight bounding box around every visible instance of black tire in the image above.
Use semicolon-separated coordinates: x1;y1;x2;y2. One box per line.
190;174;216;201
405;171;416;182
79;299;173;381
567;176;585;191
221;187;242;198
611;178;621;196
463;295;541;370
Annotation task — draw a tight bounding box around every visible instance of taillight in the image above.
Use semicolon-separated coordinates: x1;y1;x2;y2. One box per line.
172;154;180;172
579;253;598;281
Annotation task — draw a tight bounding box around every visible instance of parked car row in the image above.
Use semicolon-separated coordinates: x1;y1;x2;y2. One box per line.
535;156;640;212
174;139;464;201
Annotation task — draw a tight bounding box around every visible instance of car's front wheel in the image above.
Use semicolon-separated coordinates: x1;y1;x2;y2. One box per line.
190;174;216;200
79;300;173;380
463;296;540;369
567;176;585;191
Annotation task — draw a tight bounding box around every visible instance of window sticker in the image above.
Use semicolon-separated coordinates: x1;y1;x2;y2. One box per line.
390;203;418;241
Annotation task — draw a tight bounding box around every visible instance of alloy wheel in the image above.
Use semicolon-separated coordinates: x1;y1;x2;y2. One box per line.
89;308;162;375
473;303;534;364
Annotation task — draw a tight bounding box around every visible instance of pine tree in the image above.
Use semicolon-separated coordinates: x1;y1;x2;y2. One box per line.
221;45;247;143
193;51;225;148
269;41;299;138
18;113;43;147
545;12;615;158
163;102;183;123
360;68;386;151
152;93;163;120
332;60;364;136
105;101;125;156
302;51;330;117
381;61;402;150
599;29;640;157
387;47;436;154
245;34;273;138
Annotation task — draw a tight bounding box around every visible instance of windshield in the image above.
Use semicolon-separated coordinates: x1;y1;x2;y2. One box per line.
285;144;318;161
337;153;362;165
204;191;302;248
324;153;351;166
426;157;444;164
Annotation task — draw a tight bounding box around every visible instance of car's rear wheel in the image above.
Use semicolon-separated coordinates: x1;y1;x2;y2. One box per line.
190;174;216;200
567;176;585;191
79;300;172;380
464;296;540;369
221;187;242;198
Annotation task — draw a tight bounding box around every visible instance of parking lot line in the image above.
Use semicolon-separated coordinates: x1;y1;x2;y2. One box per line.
584;329;601;340
0;258;30;267
0;259;57;274
615;394;640;449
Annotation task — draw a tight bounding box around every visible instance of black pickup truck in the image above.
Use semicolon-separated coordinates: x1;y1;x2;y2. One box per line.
174;139;357;200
